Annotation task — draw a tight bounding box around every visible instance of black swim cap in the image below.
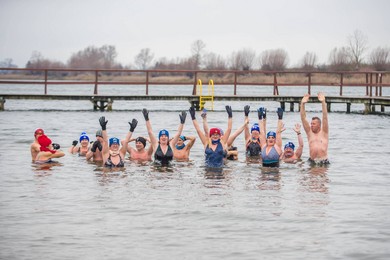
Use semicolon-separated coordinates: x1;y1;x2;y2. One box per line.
136;137;147;147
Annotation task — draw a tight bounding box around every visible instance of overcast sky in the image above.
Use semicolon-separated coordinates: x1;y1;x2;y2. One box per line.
1;0;389;68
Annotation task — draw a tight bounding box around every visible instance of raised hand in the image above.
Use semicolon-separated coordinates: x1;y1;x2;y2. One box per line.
293;123;302;134
225;105;233;118
277;107;283;120
244;105;250;117
72;140;78;146
52;143;60;150
99;116;108;130
201;108;207;119
129;118;138;132
179;111;187;124
189;107;196;120
301;94;310;104
318;92;325;102
91;140;102;152
142;108;149;121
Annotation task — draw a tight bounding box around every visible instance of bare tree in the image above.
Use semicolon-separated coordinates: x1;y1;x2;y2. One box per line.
228;48;256;70
347;30;368;69
134;48;154;69
191;40;206;69
369;46;390;71
26;51;65;71
68;45;118;69
300;51;318;70
203;52;227;70
328;47;352;71
259;49;289;71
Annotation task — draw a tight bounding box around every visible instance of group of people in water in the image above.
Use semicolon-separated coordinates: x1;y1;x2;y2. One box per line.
30;93;329;169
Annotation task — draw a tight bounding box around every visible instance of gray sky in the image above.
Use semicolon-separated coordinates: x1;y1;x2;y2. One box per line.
1;0;389;68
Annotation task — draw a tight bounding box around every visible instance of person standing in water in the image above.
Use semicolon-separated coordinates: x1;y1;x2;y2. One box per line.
31;128;44;162
300;92;329;165
280;123;304;163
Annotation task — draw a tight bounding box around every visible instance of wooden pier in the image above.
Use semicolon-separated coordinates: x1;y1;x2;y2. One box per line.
0;94;389;114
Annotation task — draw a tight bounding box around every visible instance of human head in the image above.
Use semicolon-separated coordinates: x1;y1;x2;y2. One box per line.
109;137;120;148
159;129;169;139
79;133;90;143
176;136;186;147
96;130;103;138
266;131;276;145
135;137;147;149
209;127;221;137
38;135;55;153
284;142;295;158
311;116;322;133
34;128;44;138
251;123;260;133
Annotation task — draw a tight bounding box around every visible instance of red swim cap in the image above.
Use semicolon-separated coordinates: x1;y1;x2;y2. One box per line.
209;127;221;137
34;128;44;136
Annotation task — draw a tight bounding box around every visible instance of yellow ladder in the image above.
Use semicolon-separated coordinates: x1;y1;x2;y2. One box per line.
198;79;214;111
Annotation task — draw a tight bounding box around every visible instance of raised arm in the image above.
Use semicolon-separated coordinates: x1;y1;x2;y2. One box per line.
293;123;304;159
99;116;109;163
189;107;208;146
120;118;137;156
227;117;249;147
276;108;285;149
143;108;158;152
318;92;329;135
244;105;251;144
201;109;209;137
170;111;186;147
222;105;233;144
258;107;267;148
300;94;311;134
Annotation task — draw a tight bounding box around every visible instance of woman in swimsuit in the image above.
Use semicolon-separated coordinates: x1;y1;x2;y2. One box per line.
98;116;138;169
189;105;233;168
259;107;284;168
69;132;90;156
243;105;263;158
142;109;186;166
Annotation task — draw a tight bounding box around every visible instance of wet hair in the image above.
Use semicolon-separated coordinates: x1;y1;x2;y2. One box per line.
312;116;321;125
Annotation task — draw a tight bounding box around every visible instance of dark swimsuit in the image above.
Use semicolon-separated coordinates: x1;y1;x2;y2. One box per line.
154;144;173;165
205;142;227;168
246;139;261;157
308;158;330;166
104;154;125;168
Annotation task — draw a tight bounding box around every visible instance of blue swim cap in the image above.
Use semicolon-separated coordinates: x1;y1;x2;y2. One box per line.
79;133;89;142
267;131;276;138
109;137;120;146
284;142;295;150
159;129;169;139
179;135;186;141
251;123;260;132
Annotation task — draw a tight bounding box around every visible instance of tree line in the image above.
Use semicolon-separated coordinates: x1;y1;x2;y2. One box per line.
1;30;389;72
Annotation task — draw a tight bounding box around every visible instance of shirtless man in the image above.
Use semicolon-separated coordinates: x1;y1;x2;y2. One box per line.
31;128;44;162
124;136;153;162
280;123;304;163
86;130;104;163
300;92;329;164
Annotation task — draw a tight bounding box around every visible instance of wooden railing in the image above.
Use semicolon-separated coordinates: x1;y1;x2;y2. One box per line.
0;68;389;97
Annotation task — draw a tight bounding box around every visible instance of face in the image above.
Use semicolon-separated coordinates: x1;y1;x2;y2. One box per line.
35;132;43;140
267;136;275;145
159;134;168;144
135;141;145;150
80;139;89;146
210;133;221;141
176;138;184;146
251;130;260;138
110;143;119;151
284;147;294;158
310;119;321;133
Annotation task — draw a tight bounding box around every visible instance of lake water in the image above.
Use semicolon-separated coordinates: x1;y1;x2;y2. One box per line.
1;84;390;259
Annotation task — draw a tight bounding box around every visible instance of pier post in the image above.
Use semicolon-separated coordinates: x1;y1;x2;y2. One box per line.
0;97;5;111
107;99;113;111
363;103;371;114
190;100;200;111
381;105;385;113
327;102;331;112
290;102;294;112
346;103;351;114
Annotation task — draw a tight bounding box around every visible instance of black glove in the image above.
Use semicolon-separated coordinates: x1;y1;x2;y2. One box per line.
52;143;60;150
129;118;138;132
72;140;78;146
99;116;108;130
225;105;233;118
179;111;187;124
277;108;284;120
244;105;250;117
91;140;102;152
258;107;267;120
189;107;196;120
142;108;149;121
